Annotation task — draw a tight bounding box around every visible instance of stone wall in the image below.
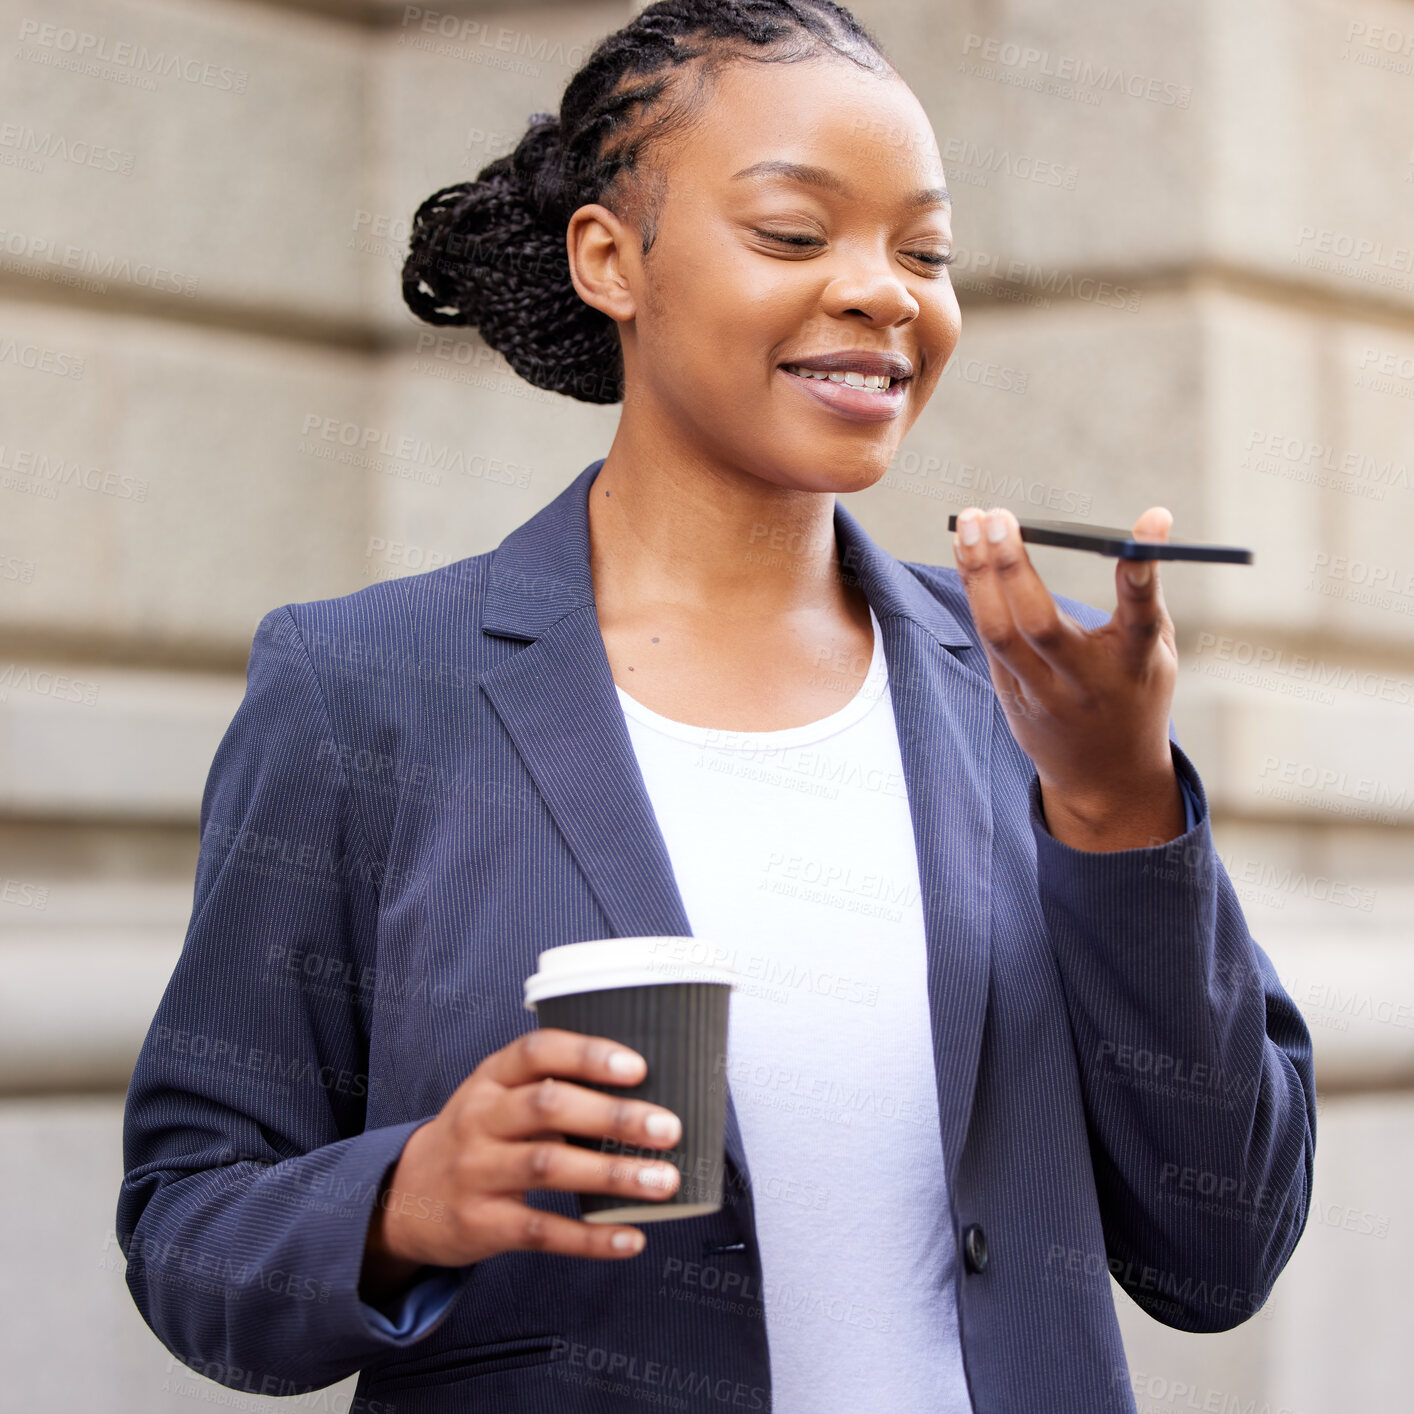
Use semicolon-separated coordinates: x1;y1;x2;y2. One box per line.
1;1;1410;1408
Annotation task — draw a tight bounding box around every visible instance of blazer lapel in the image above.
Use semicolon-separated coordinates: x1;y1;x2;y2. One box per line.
834;499;997;1192
479;460;996;1200
479;462;752;1184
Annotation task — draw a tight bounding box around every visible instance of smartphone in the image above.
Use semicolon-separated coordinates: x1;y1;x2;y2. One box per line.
946;515;1254;564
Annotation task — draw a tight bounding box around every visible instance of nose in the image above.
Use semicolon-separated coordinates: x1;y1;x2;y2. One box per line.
820;244;921;327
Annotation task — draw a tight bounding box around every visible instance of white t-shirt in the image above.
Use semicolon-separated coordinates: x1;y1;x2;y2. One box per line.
615;604;973;1414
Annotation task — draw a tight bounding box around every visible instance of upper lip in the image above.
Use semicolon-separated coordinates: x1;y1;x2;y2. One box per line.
780;350;914;380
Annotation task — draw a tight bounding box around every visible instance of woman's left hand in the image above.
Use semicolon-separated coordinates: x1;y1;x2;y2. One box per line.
951;504;1187;853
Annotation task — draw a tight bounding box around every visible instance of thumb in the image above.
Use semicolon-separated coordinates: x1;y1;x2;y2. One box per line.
1118;505;1172;597
1131;506;1173;543
1113;506;1172;649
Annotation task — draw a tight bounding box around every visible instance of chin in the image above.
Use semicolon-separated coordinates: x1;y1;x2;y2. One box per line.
758;446;895;497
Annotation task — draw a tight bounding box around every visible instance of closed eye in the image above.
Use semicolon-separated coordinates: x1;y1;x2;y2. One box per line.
752;230;955;271
753;229;824;249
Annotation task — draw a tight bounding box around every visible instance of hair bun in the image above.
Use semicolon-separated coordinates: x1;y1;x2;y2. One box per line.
401;113;623;404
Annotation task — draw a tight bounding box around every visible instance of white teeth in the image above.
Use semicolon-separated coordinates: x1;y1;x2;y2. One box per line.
785;364;894;390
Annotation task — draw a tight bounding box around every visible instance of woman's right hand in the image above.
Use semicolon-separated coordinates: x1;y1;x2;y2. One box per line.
359;1029;683;1301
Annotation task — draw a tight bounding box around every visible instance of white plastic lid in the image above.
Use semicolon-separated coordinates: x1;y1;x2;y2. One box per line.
523;936;738;1010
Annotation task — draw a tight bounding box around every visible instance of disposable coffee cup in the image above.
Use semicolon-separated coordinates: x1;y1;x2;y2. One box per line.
523;937;736;1222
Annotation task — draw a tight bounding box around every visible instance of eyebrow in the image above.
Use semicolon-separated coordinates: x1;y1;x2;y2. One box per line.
730;159;951;210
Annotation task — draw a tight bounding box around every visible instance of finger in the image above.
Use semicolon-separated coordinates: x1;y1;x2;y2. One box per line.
991;666;1046;727
485;1135;681;1203
978;507;1087;675
474;1197;650;1260
952;507;1058;686
491;1076;682;1150
483;1028;646;1091
1113;506;1172;653
959;621;1031;722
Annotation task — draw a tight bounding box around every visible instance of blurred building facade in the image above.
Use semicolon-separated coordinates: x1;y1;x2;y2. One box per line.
1;0;1411;1409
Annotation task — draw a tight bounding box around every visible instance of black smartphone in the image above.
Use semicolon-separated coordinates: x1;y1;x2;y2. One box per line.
946;515;1254;564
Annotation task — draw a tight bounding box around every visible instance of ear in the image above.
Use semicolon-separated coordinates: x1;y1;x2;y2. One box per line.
566;203;638;324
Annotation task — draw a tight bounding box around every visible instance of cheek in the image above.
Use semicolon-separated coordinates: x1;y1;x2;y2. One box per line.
923;288;963;373
663;227;811;336
640;255;728;352
644;262;803;383
936;281;963;340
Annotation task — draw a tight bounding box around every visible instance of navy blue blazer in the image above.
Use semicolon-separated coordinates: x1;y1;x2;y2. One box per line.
119;457;1315;1413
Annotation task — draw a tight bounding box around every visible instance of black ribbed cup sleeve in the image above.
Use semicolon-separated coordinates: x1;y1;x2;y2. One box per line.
535;982;732;1220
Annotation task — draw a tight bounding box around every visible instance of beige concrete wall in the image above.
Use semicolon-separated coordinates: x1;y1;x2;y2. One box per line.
1;0;1410;1408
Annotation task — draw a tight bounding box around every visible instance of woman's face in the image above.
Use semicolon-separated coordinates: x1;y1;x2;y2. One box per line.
611;53;961;495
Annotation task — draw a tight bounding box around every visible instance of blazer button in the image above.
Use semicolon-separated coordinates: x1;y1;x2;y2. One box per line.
962;1224;989;1275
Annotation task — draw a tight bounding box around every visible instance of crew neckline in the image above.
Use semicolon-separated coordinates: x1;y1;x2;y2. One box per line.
615;604;887;750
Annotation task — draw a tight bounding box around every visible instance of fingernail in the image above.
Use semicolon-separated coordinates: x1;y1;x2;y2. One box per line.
985;512;1008;544
1127;560;1153;588
644;1112;681;1142
958;514;981;546
611;1230;644;1253
608;1050;643;1078
638;1164;677;1189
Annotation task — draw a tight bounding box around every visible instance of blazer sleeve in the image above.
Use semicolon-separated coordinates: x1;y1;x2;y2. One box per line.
117;604;469;1393
1031;737;1317;1332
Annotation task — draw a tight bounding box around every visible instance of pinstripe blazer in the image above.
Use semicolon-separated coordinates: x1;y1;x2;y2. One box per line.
119;457;1315;1413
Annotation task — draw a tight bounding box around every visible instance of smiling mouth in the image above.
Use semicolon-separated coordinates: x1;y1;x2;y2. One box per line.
776;360;911;424
780;363;907;392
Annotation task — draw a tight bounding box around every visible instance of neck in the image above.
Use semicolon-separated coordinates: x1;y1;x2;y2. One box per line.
588;431;857;628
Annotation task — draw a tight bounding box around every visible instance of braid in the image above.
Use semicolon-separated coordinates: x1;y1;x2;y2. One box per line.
402;0;889;405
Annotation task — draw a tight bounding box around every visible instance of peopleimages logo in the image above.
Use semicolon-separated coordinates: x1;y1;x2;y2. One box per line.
0;226;199;297
397;7;586;74
1295;226;1413;272
1354;347;1414;402
0;338;84;379
939;136;1078;189
0;122;136;175
0;444;150;501
1194;631;1414;706
0;664;99;706
959;34;1192;106
945;246;1141;311
159;1353;396;1411
298;414;533;489
15;19;249;93
1241;429;1409;499
549;1340;768;1409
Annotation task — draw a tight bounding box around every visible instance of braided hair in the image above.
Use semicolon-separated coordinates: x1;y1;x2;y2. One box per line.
401;0;890;404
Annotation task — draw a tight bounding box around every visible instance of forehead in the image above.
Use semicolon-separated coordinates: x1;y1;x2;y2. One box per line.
668;54;944;192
